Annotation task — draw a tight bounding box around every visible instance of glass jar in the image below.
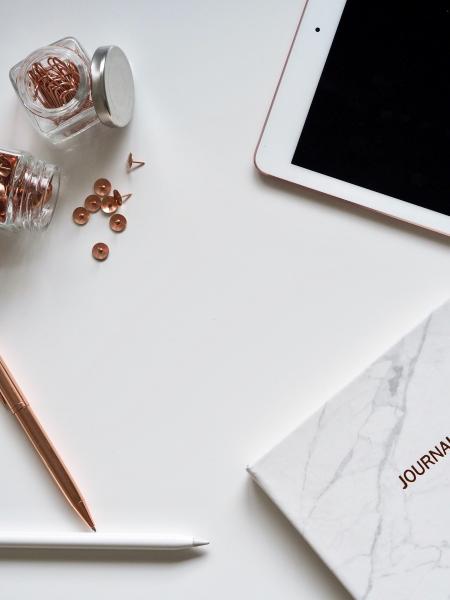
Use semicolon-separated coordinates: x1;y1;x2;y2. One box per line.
10;37;134;144
0;148;60;232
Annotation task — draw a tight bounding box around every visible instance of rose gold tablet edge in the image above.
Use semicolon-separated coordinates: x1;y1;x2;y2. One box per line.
300;181;450;238
253;1;450;239
253;0;311;173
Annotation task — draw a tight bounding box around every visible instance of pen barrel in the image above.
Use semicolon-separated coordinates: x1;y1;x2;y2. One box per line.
14;406;84;506
0;356;29;414
0;354;95;530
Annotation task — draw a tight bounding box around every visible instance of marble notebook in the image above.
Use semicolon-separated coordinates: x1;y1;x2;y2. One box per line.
249;300;450;600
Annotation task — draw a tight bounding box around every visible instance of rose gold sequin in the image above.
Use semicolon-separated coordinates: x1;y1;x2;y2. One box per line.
84;194;101;213
110;213;127;232
94;178;111;197
72;206;90;225
92;242;109;261
101;195;119;214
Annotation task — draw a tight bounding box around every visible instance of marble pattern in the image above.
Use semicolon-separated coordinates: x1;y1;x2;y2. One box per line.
249;300;450;599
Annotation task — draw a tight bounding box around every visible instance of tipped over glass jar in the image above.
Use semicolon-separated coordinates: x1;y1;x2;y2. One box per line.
9;36;134;144
0;148;60;231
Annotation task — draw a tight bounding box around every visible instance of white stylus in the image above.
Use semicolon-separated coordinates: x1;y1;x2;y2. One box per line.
0;533;210;551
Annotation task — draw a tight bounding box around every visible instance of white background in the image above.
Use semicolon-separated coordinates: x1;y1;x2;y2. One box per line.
0;1;449;598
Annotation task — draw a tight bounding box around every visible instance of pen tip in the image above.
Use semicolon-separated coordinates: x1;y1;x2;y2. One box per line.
193;539;210;547
77;501;96;532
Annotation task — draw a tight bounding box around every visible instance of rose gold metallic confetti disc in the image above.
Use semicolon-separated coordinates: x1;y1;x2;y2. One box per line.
93;178;111;197
101;195;119;214
92;242;109;261
84;194;101;213
72;206;90;225
110;213;127;232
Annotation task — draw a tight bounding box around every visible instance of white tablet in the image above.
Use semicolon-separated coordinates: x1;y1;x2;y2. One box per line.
255;0;450;235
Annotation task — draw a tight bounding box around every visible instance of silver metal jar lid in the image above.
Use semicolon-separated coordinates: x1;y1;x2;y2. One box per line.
91;46;134;128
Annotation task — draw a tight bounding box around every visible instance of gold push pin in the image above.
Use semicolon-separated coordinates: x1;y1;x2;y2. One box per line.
127;153;145;171
113;189;122;206
101;195;119;214
84;194;101;213
92;242;109;261
110;213;127;233
72;206;90;225
94;178;112;197
113;190;133;205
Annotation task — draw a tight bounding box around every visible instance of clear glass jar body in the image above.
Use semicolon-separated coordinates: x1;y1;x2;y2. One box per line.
0;148;60;232
9;37;100;144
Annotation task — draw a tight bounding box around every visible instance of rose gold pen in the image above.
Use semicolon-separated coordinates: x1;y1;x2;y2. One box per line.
0;355;95;531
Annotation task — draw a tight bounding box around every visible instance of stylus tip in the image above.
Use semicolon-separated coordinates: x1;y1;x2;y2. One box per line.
193;539;210;547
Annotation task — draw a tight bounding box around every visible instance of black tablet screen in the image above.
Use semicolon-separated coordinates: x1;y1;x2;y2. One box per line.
292;0;450;214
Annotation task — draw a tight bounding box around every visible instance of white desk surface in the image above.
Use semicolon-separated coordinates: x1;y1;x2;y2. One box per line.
0;2;449;598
